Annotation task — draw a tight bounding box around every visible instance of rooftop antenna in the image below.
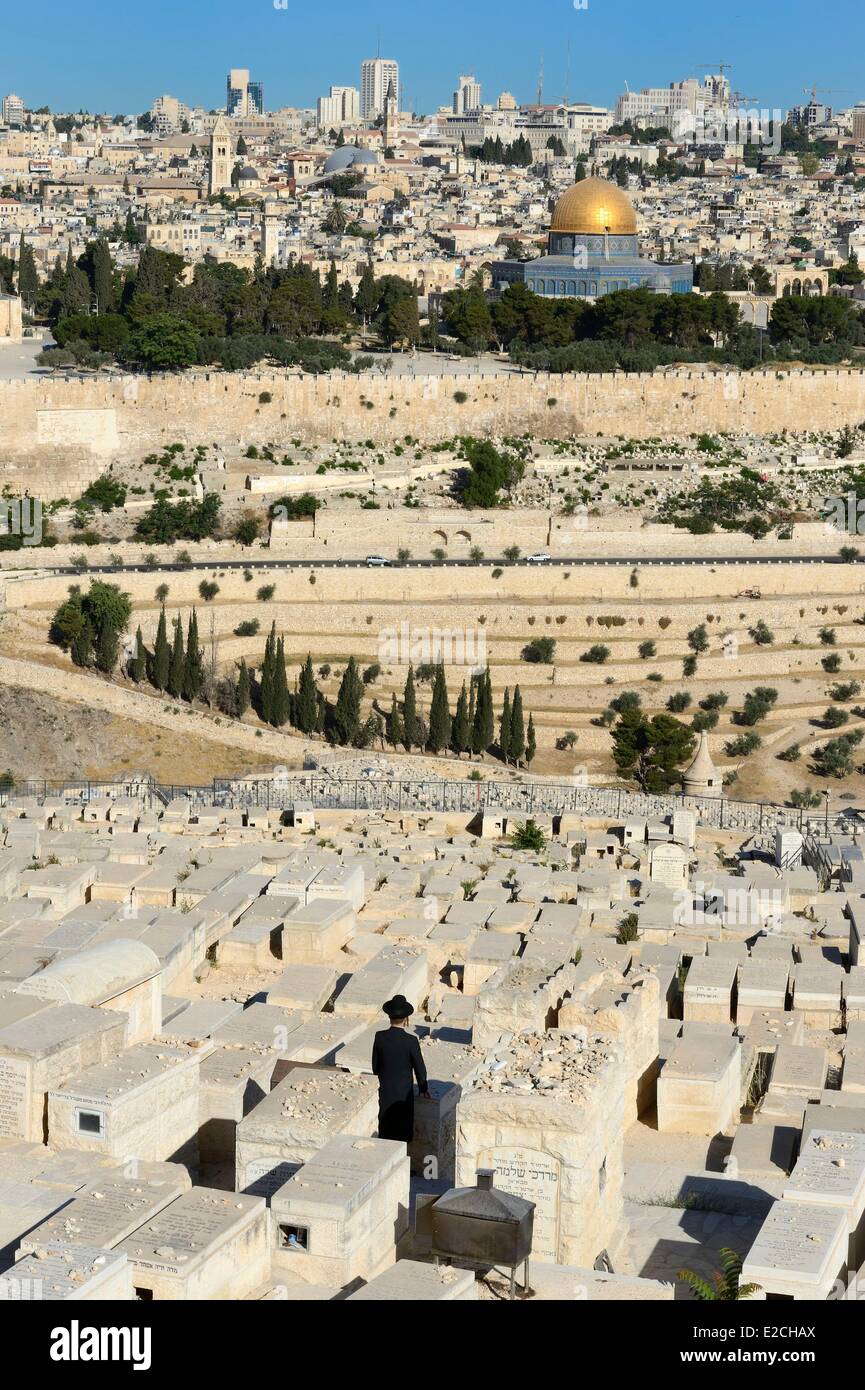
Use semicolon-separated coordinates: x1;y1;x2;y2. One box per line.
537;53;544;108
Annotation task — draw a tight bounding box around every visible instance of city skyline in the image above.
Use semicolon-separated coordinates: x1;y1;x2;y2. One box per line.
2;0;864;118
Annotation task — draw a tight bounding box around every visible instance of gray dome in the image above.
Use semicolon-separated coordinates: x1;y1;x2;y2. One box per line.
238;165;259;180
324;146;381;175
324;146;357;173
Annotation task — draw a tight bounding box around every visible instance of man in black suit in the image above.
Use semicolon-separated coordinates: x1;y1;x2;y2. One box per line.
372;995;429;1143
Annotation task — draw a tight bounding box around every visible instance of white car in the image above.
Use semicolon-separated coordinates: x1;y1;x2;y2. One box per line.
365;555;390;567
526;552;551;564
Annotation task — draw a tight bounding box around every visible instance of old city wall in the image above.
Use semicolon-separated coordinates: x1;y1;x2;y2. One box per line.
3;367;865;498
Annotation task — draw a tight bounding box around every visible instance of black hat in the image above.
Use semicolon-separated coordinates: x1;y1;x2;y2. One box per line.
383;994;414;1020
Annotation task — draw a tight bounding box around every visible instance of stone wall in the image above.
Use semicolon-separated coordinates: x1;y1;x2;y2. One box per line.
4;366;865;497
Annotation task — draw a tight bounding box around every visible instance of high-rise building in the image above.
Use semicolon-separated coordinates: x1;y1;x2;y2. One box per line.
453;74;481;116
853;105;865;142
1;94;25;129
360;58;399;120
317;86;360;128
226;69;264;118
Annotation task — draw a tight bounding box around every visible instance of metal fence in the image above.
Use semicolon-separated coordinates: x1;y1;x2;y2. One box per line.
1;773;861;837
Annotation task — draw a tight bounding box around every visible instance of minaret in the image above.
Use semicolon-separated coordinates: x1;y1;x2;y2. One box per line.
383;79;398;151
209;115;232;195
261;201;280;266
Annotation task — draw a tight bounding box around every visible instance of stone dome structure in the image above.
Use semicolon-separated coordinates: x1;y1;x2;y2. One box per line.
682;731;721;798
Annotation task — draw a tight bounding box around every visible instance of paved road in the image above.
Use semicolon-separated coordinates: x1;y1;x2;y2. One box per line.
31;553;854;577
0;338;50;380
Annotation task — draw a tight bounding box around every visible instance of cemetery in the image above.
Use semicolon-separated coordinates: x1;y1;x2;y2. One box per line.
0;781;863;1302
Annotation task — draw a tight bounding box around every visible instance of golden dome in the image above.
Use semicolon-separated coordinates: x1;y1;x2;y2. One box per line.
550;177;637;235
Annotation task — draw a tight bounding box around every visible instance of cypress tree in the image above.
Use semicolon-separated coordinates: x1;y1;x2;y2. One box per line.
259;622;276;723
91;236;114;312
451;681;470;756
333;656;363;745
296;653;318;734
428;662;451;753
71;619;93;668
271;638;290;727
183;609;203;701
510;685;525;765
403;665;418;750
167;616;185;698
130;626;146;682
387;693;404;748
500;688;512;764
16;233;39;307
94;614;119;674
152;606;169;690
354;260;378;324
236;658;250;716
526;713;537;766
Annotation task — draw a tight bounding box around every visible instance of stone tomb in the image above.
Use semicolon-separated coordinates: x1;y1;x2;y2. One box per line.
47;1042;201;1164
735;959;790;1025
19;1172;189;1256
682;957;737;1025
649;841;688;892
656;1034;741;1136
456;1030;626;1268
742;1198;848;1300
235;1067;378;1200
115;1187;269;1300
0;1242;133;1301
783;1128;865;1270
347;1257;477;1301
0;1000;127;1142
271;1134;409;1287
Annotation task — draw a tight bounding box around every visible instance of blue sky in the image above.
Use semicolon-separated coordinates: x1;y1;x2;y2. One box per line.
3;0;863;117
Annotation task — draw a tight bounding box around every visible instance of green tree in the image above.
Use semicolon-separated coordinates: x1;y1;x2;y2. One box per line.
271;637;290;726
16;233;39;307
451;681;471;756
403;665;418;750
500;687;512;763
236;658;251;716
182;609;203;701
259;622;277;724
510;685;525;765
471;667;494;756
428;662;451;753
387;693;405;748
525;714;537;766
167;616;185;697
130;626;146;682
152;606;169;690
332;656;364;745
611;709;696;793
296;653;319;734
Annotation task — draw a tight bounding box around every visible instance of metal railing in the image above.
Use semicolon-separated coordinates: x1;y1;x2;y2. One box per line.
1;772;862;837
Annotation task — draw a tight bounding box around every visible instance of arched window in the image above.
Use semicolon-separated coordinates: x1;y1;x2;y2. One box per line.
567;281;576;294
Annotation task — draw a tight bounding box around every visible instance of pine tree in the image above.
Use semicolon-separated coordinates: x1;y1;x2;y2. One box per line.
296;653;318;734
526;713;537;766
333;656;364;745
168;617;185;698
236;658;250;716
387;694;404;748
428;663;451;753
271;638;290;727
259;622;276;723
510;685;525;765
324;258;339;309
152;607;169;690
182;609;203;702
403;665;418;750
451;681;470;756
499;688;512;764
130;626;146;682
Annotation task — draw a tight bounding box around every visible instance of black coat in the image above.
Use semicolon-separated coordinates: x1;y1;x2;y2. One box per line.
371;1026;428;1143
